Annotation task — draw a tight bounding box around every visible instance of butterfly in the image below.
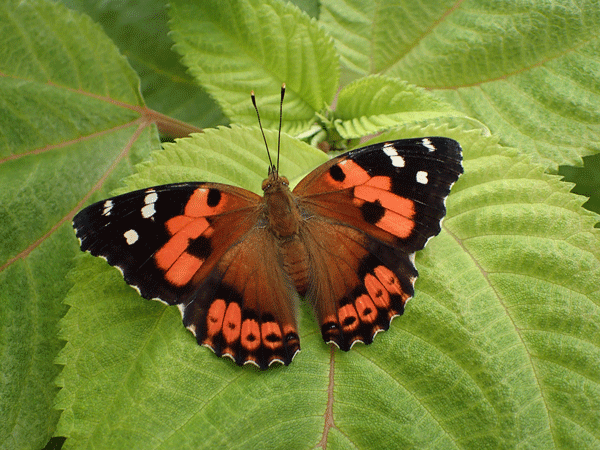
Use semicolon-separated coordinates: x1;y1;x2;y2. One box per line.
73;86;463;369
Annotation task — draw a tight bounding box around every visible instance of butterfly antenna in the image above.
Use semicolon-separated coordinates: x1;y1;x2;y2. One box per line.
251;91;275;175
277;83;285;172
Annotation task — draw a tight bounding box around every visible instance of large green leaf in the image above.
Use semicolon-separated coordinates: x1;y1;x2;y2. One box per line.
320;0;600;169
0;1;158;448
56;125;600;448
59;0;227;131
169;0;339;134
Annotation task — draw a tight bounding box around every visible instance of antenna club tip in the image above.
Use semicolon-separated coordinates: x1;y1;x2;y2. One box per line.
282;83;286;89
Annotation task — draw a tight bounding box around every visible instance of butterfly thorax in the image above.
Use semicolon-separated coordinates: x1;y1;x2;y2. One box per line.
261;171;302;238
262;170;310;294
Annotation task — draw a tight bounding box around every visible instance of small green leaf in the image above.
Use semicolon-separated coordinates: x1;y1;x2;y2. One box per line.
169;0;339;134
334;75;468;138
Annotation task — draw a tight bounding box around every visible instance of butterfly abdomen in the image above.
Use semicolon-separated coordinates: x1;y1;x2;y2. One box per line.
279;237;310;295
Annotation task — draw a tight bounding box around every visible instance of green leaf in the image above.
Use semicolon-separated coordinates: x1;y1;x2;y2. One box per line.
57;125;600;449
559;153;600;218
169;0;339;134
60;0;227;130
128;126;328;193
320;0;600;168
0;1;157;448
334;75;471;138
3;0;599;448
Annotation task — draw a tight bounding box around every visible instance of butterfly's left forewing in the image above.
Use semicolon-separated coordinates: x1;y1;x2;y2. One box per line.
294;138;463;350
74;182;261;304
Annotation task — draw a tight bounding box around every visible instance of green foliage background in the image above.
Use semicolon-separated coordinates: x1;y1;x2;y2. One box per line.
0;0;599;449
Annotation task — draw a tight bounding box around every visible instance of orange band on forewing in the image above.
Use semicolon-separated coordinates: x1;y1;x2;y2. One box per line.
155;234;189;270
365;176;392;190
166;215;210;237
206;299;226;338
352;185;415;238
364;273;390;309
222;302;242;344
184;188;222;217
241;319;261;351
323;160;371;190
376;210;415;238
354;294;378;323
166;215;192;235
156;218;210;271
354;186;415;218
185;188;210;217
165;252;204;286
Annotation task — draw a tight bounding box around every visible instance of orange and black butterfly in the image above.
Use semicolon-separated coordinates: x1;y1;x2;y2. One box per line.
73;87;463;369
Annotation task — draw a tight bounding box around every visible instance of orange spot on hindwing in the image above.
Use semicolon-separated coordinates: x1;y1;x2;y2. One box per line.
198;291;299;369
241;317;261;352
261;320;283;350
338;303;360;332
222;302;242;344
354;294;378;323
364;272;391;309
373;265;404;297
205;299;226;346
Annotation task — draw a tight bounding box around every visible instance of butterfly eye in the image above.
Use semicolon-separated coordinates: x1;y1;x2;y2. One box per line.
281;176;289;187
261;179;271;191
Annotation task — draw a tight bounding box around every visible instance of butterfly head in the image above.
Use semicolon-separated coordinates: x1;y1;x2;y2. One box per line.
261;169;289;193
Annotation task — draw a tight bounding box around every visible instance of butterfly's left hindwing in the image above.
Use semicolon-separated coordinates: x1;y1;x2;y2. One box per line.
294;137;463;350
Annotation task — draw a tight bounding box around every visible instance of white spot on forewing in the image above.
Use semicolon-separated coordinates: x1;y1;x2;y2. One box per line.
382;143;405;167
416;171;428;184
124;229;139;245
102;200;113;216
383;142;396;153
141;203;156;219
391;155;405;167
422;138;436;152
144;191;158;204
